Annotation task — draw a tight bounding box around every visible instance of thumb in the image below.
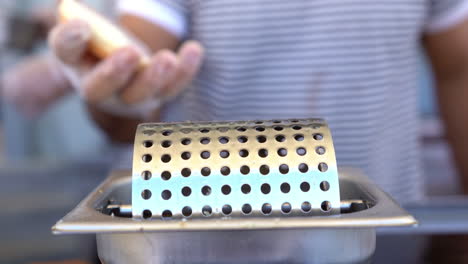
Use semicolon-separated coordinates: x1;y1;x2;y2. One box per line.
48;19;92;65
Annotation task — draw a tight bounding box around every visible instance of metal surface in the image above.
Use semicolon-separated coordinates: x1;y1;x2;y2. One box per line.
132;119;341;219
96;229;375;264
52;168;415;264
52;168;416;233
379;196;468;235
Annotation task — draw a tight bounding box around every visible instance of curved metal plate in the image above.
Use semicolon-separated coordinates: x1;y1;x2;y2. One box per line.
132;119;340;219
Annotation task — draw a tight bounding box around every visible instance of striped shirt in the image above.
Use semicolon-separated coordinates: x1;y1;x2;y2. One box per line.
118;0;468;203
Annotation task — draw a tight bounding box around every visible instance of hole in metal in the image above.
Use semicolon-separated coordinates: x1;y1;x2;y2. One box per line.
200;137;210;145
281;202;292;214
241;184;251;194
256;126;266;132
313;133;324;140
297;147;307;156
260;165;270;175
280;183;291;193
219;137;229;144
294;134;304;141
274;126;284;131
181;152;191;160
300;182;311;192
201;151;211;159
180;128;192;134
237;127;247;132
221;166;231;176
162;210;172;219
182;206;192;217
276;135;286;142
141;171;152;180
321;201;332;212
202;186;212;196
221;185;231;195
291;119;300;123
161;171;171;181
181;138;191;145
141;190;152;200
301;202;312;213
299;163;309;173
277;148;287;157
319;162;329;172
238;136;248;143
143;140;153;148
142;210;152;219
222;205;232;215
279;164;289;174
201;167;211;176
161;190;172;200
142;154;152;163
320;181;330;192
143;130;156;136
217;127;229;133
316;146;326;155
181;168;191;177
258;149;268;158
161;154;171;163
292;125;302;130
202;206;212;216
255;121;263;124
273;120;282;124
257;135;267;143
242;204;252;214
199;128;210;133
162;130;173;136
181;187;192;197
240;166;250;175
239;149;249;158
220;150;230;158
161;140;171;148
262;203;272;215
261;183;271;194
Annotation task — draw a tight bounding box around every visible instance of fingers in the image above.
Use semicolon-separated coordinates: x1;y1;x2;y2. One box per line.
81;47;141;103
119;49;179;104
119;41;204;104
161;40;204;97
48;20;92;65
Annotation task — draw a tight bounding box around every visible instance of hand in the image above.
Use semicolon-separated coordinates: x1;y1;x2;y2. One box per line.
48;20;204;116
2;55;72;118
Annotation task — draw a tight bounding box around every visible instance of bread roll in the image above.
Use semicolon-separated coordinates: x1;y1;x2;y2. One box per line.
58;0;148;64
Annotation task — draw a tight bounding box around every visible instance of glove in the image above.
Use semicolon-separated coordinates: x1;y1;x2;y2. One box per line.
2;54;72;118
48;19;204;118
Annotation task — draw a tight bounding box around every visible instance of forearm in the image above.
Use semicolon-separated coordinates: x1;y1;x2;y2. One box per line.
423;19;468;194
86;14;180;142
436;77;468;194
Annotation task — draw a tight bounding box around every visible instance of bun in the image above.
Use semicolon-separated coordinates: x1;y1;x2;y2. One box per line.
58;0;148;64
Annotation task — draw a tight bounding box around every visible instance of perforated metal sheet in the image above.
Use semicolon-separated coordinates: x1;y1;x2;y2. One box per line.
132;119;340;219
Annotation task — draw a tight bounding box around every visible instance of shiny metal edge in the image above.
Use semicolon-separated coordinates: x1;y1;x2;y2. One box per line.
52;168;417;234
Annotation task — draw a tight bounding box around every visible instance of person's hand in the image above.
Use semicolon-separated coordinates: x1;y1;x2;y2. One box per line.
2;55;72;118
48;20;204;117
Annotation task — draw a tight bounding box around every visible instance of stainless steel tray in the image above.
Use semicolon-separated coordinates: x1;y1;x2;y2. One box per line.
53;168;416;264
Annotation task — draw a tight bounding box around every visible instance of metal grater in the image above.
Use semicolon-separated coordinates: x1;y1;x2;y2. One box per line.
132;118;341;219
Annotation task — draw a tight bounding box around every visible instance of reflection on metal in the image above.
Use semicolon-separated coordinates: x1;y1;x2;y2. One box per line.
53;169;416;264
132;119;341;219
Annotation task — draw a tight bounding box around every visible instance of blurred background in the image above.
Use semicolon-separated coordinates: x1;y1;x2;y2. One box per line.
0;0;466;263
